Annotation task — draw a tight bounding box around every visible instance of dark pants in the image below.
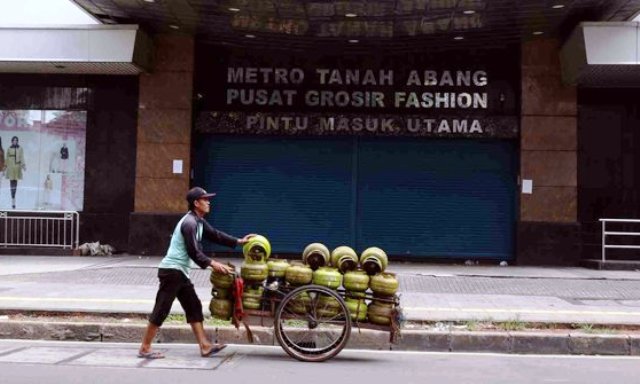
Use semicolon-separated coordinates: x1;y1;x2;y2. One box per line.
148;268;204;326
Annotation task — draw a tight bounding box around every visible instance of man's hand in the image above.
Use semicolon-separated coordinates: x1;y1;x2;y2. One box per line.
237;233;257;245
211;260;233;275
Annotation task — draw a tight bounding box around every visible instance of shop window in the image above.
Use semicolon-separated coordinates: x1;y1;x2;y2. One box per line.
0;109;86;211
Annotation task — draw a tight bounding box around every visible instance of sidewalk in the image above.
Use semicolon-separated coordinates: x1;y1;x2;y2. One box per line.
1;255;640;355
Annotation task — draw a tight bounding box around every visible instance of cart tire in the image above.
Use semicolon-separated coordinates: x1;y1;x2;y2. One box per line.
274;284;351;362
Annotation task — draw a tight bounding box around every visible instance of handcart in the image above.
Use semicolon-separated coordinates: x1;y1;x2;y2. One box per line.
228;274;401;362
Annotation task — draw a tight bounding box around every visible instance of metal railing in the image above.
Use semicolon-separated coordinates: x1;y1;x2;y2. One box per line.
0;210;79;250
600;218;640;263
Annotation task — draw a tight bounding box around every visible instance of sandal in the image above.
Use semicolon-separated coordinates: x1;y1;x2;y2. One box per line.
137;351;165;359
201;344;227;357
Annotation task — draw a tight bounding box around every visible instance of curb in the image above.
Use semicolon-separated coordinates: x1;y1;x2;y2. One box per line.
1;320;639;356
396;330;640;355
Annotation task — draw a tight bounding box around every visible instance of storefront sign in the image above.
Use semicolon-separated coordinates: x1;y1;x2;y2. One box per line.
196;112;517;138
225;68;489;111
195;47;519;138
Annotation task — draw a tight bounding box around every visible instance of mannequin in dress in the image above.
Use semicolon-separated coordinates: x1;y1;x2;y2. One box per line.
43;174;53;208
0;137;5;196
5;136;25;209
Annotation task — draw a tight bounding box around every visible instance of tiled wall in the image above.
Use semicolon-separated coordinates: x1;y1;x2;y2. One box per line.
134;34;194;213
520;38;577;223
518;38;580;265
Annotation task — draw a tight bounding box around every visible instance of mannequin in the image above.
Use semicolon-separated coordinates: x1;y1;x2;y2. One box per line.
0;137;4;197
43;174;53;208
5;136;25;209
60;143;68;173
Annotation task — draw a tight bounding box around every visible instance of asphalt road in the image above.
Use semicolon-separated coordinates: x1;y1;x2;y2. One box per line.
1;340;639;384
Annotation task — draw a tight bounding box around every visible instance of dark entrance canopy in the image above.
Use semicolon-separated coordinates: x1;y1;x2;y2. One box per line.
72;0;640;52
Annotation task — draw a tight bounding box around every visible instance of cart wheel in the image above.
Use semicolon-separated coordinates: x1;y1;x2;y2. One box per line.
274;284;351;362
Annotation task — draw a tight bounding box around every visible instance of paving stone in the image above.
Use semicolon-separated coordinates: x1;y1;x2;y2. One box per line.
217;325;275;346
628;335;640;356
71;348;142;368
157;325;201;344
393;330;450;351
0;322;42;340
399;275;640;299
3;261;640;357
0;345;20;355
243;314;274;328
46;323;102;341
510;332;571;354
0;346;91;364
102;323;147;342
145;356;223;370
569;333;630;355
5;268;640;300
0;322;102;342
450;331;510;353
347;328;392;350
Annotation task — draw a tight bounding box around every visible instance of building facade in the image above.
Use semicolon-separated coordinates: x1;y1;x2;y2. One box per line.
1;1;639;265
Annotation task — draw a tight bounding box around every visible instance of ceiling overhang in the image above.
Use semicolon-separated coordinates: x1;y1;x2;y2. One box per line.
71;0;640;53
0;25;153;75
561;22;640;87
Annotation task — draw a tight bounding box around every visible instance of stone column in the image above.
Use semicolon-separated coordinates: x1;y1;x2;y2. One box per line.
518;38;579;265
129;34;194;254
135;34;193;212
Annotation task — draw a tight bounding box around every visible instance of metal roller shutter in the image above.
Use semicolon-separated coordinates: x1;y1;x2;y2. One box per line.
196;136;516;260
195;135;354;253
356;138;517;260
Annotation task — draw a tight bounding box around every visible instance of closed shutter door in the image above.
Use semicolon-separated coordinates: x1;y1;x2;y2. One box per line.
356;138;516;260
195;135;354;253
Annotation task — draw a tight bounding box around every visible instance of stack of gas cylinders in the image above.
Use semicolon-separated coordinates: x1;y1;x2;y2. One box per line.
209;235;399;325
209;235;272;320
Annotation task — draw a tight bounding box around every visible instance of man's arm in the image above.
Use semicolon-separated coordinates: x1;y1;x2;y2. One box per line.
181;219;213;269
197;219;236;274
202;220;239;248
